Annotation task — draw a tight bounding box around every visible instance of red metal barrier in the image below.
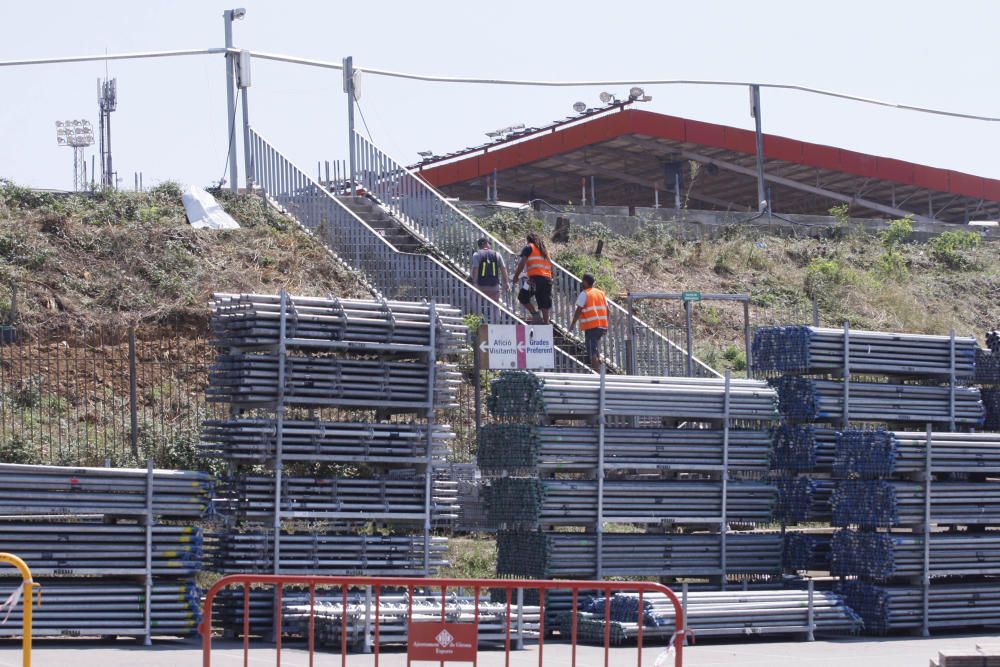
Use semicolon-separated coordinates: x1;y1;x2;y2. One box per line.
200;575;686;667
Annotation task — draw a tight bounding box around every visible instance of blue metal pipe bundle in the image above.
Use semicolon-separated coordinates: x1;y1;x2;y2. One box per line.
831;529;1000;580
834;429;1000;477
771;425;837;473
839;580;1000;634
769;376;984;425
984;387;1000;431
775;477;833;524
783;532;832;571
975;348;1000;385
832;480;1000;527
752;326;976;378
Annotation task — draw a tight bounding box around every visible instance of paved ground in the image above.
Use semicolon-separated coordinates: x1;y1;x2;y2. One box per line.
1;634;1000;667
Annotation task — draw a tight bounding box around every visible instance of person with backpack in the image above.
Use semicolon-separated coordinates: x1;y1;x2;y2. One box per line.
570;273;609;371
470;237;508;304
511;232;553;324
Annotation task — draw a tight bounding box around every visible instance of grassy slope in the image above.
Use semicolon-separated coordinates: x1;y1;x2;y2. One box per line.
476;209;1000;375
0;181;367;332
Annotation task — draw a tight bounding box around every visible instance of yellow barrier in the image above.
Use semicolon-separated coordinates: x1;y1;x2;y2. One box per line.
0;553;38;667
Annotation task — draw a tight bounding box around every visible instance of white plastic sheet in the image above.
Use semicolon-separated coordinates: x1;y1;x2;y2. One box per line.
182;185;240;230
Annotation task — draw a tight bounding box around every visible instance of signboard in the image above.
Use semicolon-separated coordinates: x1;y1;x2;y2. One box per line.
681;291;702;302
477;324;554;370
408;622;477;662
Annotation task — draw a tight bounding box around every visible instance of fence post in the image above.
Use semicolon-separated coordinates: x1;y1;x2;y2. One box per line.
128;326;139;457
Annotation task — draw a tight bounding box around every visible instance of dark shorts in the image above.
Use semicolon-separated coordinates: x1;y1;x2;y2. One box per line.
530;276;553;310
584;327;607;365
517;286;534;306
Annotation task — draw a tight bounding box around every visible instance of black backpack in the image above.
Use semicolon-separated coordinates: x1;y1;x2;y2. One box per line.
478;250;500;286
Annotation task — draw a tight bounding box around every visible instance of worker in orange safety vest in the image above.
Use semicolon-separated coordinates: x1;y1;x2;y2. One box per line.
570;273;609;371
511;232;553;324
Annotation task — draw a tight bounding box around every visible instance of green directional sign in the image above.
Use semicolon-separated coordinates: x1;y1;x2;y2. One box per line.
681;291;702;302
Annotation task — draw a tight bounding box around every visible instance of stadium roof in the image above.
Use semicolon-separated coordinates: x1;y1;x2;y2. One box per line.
413;108;1000;223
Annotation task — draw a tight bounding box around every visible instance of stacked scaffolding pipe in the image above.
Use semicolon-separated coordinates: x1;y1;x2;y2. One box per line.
783;532;832;572
0;463;212;517
487;371;777;421
477;424;772;474
771;425;837;473
752;326;976;378
210;293;467;355
775;477;834;524
840;581;1000;634
834;430;1000;477
831;528;1000;580
987;331;1000;356
207;354;460;409
482;478;776;529
199;419;452;464
217;474;458;522
495;531;783;578
214;531;448;575
832;480;1000;527
770;376;983;425
975;348;1000;385
561;590;860;641
0;523;205;576
0;580;201;637
984;388;1000;431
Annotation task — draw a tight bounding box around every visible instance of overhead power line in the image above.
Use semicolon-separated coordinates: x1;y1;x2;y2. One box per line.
1;47;998;123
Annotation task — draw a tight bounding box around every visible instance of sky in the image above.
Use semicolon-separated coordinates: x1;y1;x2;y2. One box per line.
1;0;999;191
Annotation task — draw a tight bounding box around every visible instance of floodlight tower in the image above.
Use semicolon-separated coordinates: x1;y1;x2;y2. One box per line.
55;120;94;191
98;77;117;188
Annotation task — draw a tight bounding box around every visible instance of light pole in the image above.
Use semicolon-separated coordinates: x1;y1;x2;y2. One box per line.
55;120;94;191
223;8;246;192
343;56;356;196
750;84;766;212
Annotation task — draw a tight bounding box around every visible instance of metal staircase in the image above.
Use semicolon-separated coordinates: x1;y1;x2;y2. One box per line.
352;133;716;377
246;128;587;372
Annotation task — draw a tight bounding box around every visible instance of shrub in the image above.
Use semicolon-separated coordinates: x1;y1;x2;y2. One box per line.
829;204;851;226
929;230;981;269
554;251;620;295
879;216;913;248
804;258;852;297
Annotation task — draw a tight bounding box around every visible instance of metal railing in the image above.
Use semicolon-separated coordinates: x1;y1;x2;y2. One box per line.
249;129;585;373
200;574;687;667
354;133;716;377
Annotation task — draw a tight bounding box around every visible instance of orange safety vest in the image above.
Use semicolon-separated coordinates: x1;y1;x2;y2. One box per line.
525;243;553;279
580;287;609;330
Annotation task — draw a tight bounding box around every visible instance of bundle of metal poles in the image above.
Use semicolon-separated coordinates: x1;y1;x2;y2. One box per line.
199;418;452;464
214;531;449;575
985;387;1000;430
770;376;984;425
839;581;1000;634
207;354;460;409
833;429;1000;477
831;528;1000;580
477;424;772;474
487;371;778;421
0;580;201;637
0;463;212;517
771;425;837;473
495;530;783;579
832;480;1000;527
987;331;1000;356
217;474;458;522
752;326;977;378
975;348;1000;385
783;532;832;572
210;293;467;355
561;589;860;641
0;523;205;576
213;589;540;645
775;477;834;523
482;478;776;529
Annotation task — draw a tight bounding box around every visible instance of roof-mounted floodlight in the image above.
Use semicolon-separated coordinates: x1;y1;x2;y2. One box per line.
572;101;587;113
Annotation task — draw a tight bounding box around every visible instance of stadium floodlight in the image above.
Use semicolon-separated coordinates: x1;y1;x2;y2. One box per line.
599;91;614;104
573;101;587;113
55;118;94;192
485;131;501;138
417;150;434;158
231;7;246;19
629;86;645;100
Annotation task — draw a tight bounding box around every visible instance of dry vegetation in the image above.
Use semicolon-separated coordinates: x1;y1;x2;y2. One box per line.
0;181;367;334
